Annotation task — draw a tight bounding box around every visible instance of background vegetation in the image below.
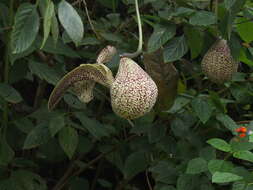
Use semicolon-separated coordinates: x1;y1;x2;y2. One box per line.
0;0;253;189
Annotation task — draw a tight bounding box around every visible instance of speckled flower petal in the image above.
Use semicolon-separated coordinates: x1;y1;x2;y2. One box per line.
201;39;238;84
111;57;158;119
48;63;114;110
96;45;117;64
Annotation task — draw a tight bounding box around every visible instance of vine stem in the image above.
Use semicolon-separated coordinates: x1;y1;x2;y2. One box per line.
53;135;137;190
215;0;218;32
120;0;143;58
81;0;101;40
2;0;14;134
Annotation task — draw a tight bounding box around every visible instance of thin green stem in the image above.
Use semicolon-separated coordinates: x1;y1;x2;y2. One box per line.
120;0;143;58
215;0;218;31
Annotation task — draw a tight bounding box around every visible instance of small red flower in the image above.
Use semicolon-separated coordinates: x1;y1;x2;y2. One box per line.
235;126;247;133
240;127;247;133
239;133;246;138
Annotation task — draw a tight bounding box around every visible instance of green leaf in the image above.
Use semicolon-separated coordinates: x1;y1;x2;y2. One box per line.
0;138;14;166
59;126;78;159
191;97;213;123
189;11;216;26
40;36;80;58
239;48;253;66
236;17;253;43
163;35;188;62
207;138;231;152
231;141;253;152
228;32;242;61
12;170;47;190
184;26;203;59
58;0;84;45
100;32;123;43
216;113;238;132
147;24;176;53
208;160;233;174
23;122;52;149
14;117;34;133
41;0;54;48
233;151;253;162
212;172;243;183
209;91;226;113
75;112;109;139
0;83;23;103
11;3;40;54
123;151;148;180
148;123;166;143
80;37;101;45
167;96;191;114
29;61;61;85
186;157;207;174
177;174;197;190
51;11;59;45
49;115;65;137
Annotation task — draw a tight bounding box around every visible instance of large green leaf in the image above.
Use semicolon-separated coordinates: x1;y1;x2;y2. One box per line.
186;157;207;174
49;115;65;137
11;3;40;54
163;35;188;62
184;26;203;59
208;159;234;174
233;151;253;162
23;122;52;149
59;126;78;159
40;36;80;58
28;61;61;85
212;172;243;183
236;17;253;43
58;0;84;45
75;112;109;139
207;138;231;152
41;0;54;48
147;24;176;53
189;11;216;26
216;113;238;132
123;151;148;180
0;83;23;103
191;97;213;124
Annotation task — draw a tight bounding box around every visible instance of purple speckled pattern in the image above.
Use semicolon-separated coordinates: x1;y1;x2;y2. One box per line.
111;57;158;119
201;39;238;84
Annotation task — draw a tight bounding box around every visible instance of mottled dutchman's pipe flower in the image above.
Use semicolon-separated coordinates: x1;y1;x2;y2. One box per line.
48;46;158;120
201;39;238;84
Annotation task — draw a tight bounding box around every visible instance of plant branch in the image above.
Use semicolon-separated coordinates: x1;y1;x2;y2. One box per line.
91;159;104;190
53;135;137;190
146;170;153;190
81;0;101;40
120;0;143;58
